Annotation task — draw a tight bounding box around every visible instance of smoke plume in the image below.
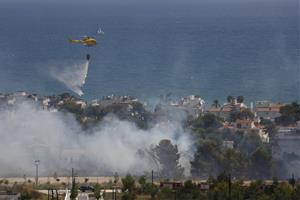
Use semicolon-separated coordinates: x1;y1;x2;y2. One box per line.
0;101;193;177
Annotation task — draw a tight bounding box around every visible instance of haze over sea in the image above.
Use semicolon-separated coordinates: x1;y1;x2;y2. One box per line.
0;0;299;103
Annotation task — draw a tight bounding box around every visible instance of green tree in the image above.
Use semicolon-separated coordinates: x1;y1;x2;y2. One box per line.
157;187;173;200
220;149;247;178
276;102;300;126
122;174;135;193
70;180;78;200
191;139;222;178
260;118;277;138
121;192;136;200
238;132;262;155
144;183;158;199
250;147;273;179
208;181;228;200
237;96;245;103
231;181;246;200
114;172;120;185
192;113;223;129
292;184;300;200
212;100;221;108
244;180;264;200
177;180;201;200
94;183;102;200
230;108;254;122
257;195;273;200
62;100;83;115
122;175;136;200
138;175;147;194
154;139;184;179
272;182;293;200
227;96;235;103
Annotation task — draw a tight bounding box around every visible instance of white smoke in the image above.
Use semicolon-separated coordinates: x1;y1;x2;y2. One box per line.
50;60;89;96
0;102;193;177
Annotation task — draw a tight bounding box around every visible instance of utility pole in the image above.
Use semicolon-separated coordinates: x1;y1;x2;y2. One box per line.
35;160;40;186
113;186;117;200
70;168;78;200
113;172;119;200
151;170;154;186
72;168;74;184
228;173;231;200
173;190;177;200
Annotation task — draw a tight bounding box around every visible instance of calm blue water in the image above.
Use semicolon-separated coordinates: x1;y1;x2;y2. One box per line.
0;0;299;103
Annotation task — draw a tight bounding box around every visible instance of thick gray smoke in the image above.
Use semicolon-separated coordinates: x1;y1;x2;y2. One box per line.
0;102;193;177
50;60;89;96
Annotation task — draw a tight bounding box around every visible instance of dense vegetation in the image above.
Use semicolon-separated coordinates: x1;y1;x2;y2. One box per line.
275;102;300;126
1;175;299;200
188;112;284;179
1;93;299;182
120;174;300;200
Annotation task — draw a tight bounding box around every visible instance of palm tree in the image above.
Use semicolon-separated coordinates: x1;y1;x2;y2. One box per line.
237;96;244;103
212;100;220;108
227;96;234;103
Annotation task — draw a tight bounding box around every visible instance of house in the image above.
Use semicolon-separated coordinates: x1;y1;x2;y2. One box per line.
91;99;100;107
27;94;38;102
14;91;27;97
172;95;205;118
233;120;269;143
196;182;210;192
257;128;270;143
76;100;87;109
255;101;283;121
160;181;210;192
7;97;16;105
207;99;247;121
160;181;183;190
207;107;230;120
235;119;256;129
42;98;50;110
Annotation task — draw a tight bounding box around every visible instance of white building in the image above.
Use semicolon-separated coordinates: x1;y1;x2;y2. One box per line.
172;95;205;118
76;100;87;109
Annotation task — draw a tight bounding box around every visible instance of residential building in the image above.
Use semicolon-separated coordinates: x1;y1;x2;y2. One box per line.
235;119;256;129
208;100;247;121
255;101;284;121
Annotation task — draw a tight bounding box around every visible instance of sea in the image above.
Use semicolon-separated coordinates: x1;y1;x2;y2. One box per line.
0;0;299;104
